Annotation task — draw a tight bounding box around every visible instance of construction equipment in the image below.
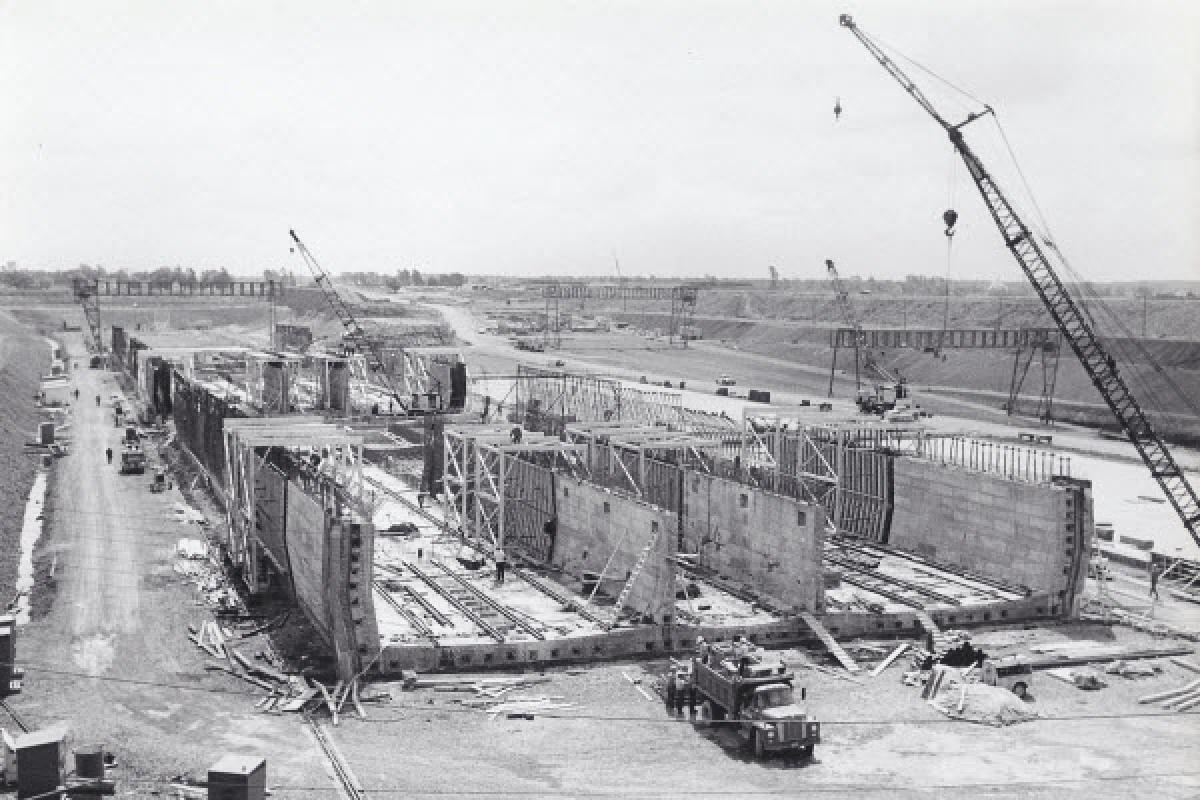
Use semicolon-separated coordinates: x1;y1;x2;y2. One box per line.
118;444;146;475
288;230;410;413
855;382;908;415
689;644;820;758
840;14;1200;550
825;259;899;395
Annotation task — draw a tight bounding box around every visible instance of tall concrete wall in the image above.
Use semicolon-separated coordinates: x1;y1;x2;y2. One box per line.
889;458;1093;615
682;473;825;612
283;480;380;678
550;476;677;622
286;487;331;643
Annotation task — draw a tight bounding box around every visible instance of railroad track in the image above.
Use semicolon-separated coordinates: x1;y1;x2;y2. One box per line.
404;559;508;641
372;580;438;643
306;714;364;800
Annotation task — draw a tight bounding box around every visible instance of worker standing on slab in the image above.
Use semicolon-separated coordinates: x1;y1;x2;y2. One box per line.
105;447;113;465
494;545;507;585
1150;563;1162;600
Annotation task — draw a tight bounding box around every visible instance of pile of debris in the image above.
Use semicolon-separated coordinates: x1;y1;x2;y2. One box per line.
187;615;385;722
174;537;238;610
929;683;1040;727
401;672;575;720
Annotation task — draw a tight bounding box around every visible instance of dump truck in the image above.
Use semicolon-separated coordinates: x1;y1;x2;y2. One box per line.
119;444;146;475
690;647;820;758
855;381;907;415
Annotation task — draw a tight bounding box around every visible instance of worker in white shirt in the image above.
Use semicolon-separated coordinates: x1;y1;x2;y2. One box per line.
494;546;508;585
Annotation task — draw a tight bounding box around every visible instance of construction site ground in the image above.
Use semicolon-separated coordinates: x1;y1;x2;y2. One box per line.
316;620;1199;800
8;331;329;791
3;305;1198;799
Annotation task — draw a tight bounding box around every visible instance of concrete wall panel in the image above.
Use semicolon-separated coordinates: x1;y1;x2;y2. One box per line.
551;476;677;622
889;458;1093;614
682;473;824;612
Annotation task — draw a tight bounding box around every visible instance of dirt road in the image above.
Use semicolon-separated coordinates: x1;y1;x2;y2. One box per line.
10;337;328;793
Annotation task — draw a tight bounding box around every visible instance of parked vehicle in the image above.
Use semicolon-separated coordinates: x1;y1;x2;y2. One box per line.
689;644;819;758
981;657;1034;699
119;445;146;475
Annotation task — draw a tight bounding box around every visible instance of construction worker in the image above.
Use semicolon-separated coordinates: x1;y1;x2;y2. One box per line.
494;545;508;585
695;636;710;665
1150;562;1163;600
105;447;113;465
95;394;101;406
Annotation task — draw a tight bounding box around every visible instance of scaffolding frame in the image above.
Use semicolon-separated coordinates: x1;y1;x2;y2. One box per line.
442;425;584;553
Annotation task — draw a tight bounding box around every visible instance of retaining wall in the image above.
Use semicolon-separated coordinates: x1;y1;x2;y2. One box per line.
889;458;1092;615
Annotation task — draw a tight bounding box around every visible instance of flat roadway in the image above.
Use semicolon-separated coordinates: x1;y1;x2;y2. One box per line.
10;332;331;792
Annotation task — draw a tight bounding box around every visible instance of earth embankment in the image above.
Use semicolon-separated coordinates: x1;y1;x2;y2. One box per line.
0;312;51;598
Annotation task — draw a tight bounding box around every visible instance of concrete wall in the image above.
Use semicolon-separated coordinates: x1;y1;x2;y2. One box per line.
286;487;331;643
889;458;1093;614
262;361;289;413
281;479;380;678
682;473;825;613
550;476;677;622
255;464;288;574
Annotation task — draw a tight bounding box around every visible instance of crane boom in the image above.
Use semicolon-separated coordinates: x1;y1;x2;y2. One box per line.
288;230;408;411
839;14;1200;548
826;259;895;386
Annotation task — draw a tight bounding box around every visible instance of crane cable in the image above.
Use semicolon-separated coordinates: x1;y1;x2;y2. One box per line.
988;115;1200;420
870;25;1197;424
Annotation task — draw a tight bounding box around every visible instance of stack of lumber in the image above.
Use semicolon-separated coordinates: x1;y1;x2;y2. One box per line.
1138;678;1200;712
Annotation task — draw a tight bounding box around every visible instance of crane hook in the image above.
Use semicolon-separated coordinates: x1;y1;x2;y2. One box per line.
943;209;958;237
834;97;842;121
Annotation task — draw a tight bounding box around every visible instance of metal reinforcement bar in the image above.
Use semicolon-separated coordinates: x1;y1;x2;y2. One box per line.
375;563;454;627
513;567;608;625
403;560;506;642
431;560;546;641
372;581;437;642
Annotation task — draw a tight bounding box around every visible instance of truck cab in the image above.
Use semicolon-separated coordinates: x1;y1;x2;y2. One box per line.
119;443;146;475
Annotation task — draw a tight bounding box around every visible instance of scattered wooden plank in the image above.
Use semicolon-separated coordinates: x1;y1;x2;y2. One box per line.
351;679;367;719
1170;657;1200;674
870;643;910;677
316;682;338;726
279;687;320;712
1138;679;1200;704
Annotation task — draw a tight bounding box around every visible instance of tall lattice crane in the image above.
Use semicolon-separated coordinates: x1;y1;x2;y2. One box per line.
288;230;408;412
840;14;1200;548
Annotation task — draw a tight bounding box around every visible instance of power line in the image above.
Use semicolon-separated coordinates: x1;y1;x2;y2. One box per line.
4;658;1197;729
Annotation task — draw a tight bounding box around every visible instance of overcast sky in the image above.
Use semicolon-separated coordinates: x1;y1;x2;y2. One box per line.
2;0;1197;281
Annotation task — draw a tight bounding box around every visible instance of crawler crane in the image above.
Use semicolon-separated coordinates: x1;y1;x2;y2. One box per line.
839;14;1200;548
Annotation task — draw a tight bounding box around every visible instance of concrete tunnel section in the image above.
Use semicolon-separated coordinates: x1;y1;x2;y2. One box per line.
126;341;1092;678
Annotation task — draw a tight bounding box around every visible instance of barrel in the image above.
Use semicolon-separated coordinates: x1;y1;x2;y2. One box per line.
39;422;55;445
75;745;105;779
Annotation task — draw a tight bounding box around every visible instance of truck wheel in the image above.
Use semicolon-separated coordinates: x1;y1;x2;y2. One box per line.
664;681;676;709
753;731;766;759
800;744;815;759
696;701;714;728
1012;682;1028;699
